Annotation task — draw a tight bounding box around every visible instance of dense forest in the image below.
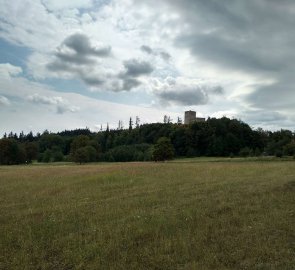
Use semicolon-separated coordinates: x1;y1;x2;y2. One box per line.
1;117;295;165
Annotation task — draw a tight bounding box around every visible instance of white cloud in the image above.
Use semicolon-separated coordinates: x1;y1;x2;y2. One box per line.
27;93;80;114
0;0;67;51
42;0;94;11
0;63;180;135
1;1;294;132
0;63;23;78
0;96;10;106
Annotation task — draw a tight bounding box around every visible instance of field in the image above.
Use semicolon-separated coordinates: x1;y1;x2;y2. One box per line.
0;160;294;269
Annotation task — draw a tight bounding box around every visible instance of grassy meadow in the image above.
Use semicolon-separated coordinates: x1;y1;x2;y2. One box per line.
0;159;294;269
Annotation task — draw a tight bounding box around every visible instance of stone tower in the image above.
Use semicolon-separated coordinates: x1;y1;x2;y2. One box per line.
184;110;196;124
184;110;205;124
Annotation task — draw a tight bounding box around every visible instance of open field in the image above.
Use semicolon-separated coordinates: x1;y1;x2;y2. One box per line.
0;160;294;269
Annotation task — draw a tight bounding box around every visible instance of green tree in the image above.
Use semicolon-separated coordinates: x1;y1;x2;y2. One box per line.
73;147;89;164
0;138;26;165
152;137;175;161
70;135;90;162
52;150;64;162
42;149;52;163
70;135;90;153
24;142;39;162
39;133;64;152
84;146;97;162
70;135;99;163
129;117;133;131
283;141;295;156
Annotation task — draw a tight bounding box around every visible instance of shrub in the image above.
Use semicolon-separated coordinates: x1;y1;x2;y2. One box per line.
152;137;175;161
103;144;152;162
239;147;250;157
186;147;197;157
254;148;262;157
275;150;283;158
73;147;88;164
283;141;295;156
42;149;52;163
52;151;64;162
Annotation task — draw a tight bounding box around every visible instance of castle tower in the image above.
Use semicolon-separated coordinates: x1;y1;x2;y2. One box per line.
184;110;196;124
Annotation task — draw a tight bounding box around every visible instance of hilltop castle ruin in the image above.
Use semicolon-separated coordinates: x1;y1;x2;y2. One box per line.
184;111;205;125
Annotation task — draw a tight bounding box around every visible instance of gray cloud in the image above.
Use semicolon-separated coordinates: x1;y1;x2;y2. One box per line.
111;59;154;91
241;110;287;124
245;80;295;111
157;87;208;106
175;1;295;72
47;35;154;91
54;51;95;65
238;109;293;130
139;0;295;116
122;78;141;90
47;33;112;87
63;33;111;58
155;84;223;106
140;45;153;54
49;33;111;67
210;86;224;95
159;51;171;61
123;59;154;77
175;33;280;74
140;45;171;61
47;60;76;73
80;75;105;86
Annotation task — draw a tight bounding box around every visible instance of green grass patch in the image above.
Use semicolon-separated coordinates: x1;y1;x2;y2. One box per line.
0;161;294;269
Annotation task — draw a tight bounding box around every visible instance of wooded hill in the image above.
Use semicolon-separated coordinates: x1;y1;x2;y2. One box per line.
1;117;295;164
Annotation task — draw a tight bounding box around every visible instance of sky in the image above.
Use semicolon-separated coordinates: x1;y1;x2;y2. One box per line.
0;0;295;135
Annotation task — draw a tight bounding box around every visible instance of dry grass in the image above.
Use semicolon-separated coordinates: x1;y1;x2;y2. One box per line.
0;160;294;269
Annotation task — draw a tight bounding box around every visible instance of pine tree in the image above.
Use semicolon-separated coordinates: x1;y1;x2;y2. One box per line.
177;117;182;125
135;116;140;128
118;120;123;130
163;115;168;123
129;117;133;131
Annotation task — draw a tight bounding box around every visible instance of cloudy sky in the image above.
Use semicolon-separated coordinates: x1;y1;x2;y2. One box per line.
0;0;294;135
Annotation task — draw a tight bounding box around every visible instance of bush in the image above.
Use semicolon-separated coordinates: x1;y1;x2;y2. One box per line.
42;149;52;163
152;137;175;161
254;148;262;157
37;153;43;163
275;150;283;158
73;147;88;164
84;146;97;162
186;147;197;157
52;151;64;162
103;144;152;162
143;147;153;161
70;135;99;163
108;146;135;162
283;141;295;156
239;147;250;157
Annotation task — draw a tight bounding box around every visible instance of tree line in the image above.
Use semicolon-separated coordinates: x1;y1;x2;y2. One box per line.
1;117;295;165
